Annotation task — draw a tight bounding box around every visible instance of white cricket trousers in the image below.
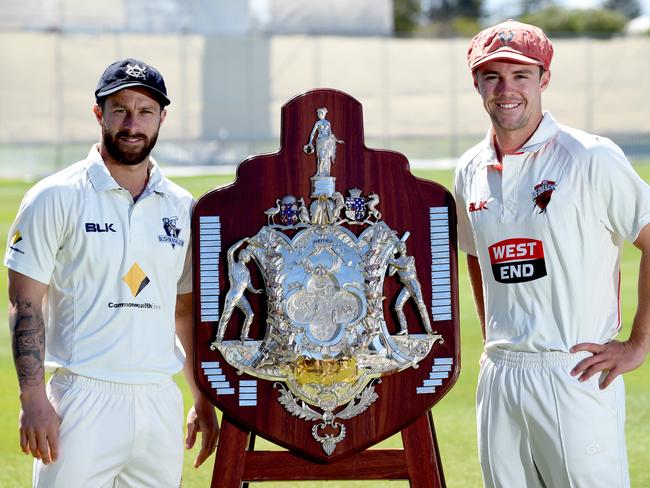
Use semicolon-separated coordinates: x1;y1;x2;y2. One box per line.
33;371;184;488
477;349;629;488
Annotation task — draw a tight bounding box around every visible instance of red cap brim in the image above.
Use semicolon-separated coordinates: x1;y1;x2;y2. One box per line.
470;50;545;71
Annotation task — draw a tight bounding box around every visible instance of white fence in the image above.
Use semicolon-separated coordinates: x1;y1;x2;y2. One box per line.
1;32;649;176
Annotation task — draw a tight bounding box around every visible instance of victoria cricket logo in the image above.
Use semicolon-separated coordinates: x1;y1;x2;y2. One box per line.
125;64;147;79
159;217;185;249
532;180;557;214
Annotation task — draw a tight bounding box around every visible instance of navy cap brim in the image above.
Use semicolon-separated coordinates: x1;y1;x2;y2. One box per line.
96;82;171;106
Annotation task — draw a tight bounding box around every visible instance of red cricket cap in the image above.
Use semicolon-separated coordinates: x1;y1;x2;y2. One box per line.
467;20;554;72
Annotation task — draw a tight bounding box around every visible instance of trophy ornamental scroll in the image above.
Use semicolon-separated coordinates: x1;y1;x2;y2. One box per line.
193;89;459;462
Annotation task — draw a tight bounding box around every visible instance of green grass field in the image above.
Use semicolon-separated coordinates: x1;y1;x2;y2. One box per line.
1;167;650;487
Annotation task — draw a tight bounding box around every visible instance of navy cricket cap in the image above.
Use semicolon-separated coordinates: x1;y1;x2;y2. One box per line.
95;58;170;106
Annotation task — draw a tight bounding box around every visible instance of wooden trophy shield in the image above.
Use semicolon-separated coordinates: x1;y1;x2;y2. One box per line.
193;89;459;485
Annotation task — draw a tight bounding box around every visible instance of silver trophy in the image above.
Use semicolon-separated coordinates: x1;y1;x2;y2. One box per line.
211;107;442;455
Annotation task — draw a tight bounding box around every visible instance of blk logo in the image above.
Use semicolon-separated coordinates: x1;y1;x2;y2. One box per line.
469;200;488;212
85;223;117;233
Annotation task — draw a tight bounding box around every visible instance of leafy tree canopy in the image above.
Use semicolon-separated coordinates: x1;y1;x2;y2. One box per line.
602;0;642;20
520;6;627;36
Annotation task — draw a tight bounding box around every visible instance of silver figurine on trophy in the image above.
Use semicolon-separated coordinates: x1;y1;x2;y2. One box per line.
303;107;344;199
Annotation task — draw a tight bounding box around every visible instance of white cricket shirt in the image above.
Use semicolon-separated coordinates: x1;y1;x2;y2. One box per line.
4;146;193;383
454;112;650;352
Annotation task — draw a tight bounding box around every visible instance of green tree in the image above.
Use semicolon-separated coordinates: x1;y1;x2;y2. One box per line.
394;0;422;33
425;0;482;21
602;0;642;19
520;6;627;35
520;0;546;15
419;0;482;36
580;8;629;32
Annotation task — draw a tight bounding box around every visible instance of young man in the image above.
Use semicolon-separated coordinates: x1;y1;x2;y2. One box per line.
454;20;650;487
5;58;219;487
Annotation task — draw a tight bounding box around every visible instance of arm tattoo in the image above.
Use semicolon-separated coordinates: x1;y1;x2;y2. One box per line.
9;295;46;389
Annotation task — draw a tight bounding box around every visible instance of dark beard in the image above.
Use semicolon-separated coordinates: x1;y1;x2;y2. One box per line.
102;124;159;166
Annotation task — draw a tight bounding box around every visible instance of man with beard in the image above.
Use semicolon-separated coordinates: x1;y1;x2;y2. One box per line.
4;59;219;487
454;21;650;487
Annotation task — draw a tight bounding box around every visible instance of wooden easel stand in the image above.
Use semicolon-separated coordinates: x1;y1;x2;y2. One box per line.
211;411;446;488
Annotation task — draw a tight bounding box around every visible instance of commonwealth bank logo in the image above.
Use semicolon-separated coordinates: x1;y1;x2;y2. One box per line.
11;230;22;246
9;230;25;254
122;263;150;297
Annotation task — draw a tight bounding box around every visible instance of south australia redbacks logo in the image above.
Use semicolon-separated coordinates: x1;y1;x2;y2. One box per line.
532;180;556;214
488;238;547;284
